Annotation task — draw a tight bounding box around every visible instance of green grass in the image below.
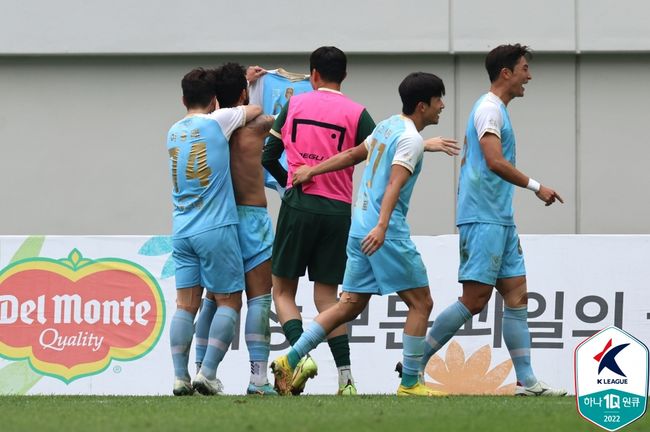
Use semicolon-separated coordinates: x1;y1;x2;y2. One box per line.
0;395;647;432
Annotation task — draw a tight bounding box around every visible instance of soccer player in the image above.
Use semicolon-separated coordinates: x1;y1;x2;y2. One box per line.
193;62;278;395
167;68;261;396
419;44;567;396
261;46;376;395
271;72;458;396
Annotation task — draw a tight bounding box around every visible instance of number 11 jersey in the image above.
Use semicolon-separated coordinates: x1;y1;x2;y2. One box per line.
350;115;424;240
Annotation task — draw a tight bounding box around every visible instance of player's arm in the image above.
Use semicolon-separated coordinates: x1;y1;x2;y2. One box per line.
480;133;563;206
261;103;289;187
242;104;263;125
361;165;411;256
423;136;460;155
292;143;368;186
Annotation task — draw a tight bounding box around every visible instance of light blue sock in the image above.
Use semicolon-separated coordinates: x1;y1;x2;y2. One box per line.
194;297;217;366
245;294;271;362
199;306;238;380
287;321;327;368
170;309;195;381
402;334;425;387
503;306;537;387
421;301;472;371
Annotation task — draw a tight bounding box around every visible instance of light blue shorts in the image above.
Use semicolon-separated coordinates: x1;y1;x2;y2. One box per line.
458;223;526;286
342;236;429;296
173;224;245;294
237;205;274;273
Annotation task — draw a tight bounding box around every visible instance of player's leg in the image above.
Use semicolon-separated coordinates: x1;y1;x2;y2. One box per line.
496;227;566;396
271;203;315;345
244;260;276;395
170;285;202;395
313;282;355;395
420;223;496;372
371;238;442;396
169;237;202;396
194;292;217;373
310;212;355;395
192;225;245;395
271;292;370;395
396;286;444;396
238;206;277;395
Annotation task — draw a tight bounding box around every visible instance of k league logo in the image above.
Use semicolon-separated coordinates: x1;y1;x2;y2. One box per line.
575;326;649;431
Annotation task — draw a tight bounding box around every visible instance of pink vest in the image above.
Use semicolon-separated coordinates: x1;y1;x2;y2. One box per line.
281;89;365;204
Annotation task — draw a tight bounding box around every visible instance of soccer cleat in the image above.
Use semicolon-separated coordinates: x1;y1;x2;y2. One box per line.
337;379;357;396
395;361;425;384
173;378;194;396
192;373;224;396
247;383;279;395
270;355;294;396
290;355;318;395
397;382;446;397
515;381;567;397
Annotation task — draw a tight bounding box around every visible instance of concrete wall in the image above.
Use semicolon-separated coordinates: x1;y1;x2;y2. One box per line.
1;1;649;235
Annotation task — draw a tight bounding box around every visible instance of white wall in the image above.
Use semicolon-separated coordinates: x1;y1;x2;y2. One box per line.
3;0;650;54
1;1;649;235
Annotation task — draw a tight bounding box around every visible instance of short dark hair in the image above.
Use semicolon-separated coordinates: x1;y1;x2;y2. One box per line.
309;46;347;84
214;62;247;108
399;72;446;115
485;43;532;83
181;68;216;109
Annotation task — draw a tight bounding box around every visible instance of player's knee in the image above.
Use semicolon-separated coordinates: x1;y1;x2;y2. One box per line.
176;302;199;315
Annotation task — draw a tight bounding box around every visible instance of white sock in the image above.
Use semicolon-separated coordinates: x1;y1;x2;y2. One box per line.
250;361;269;386
338;366;354;387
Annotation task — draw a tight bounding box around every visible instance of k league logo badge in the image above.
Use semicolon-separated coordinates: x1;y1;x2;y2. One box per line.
575;326;649;431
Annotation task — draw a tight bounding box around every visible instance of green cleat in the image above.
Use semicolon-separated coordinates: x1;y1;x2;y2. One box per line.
290;355;318;395
337;379;357;395
270;355;294;396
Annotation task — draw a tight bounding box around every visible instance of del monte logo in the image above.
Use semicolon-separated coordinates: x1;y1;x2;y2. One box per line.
0;249;164;383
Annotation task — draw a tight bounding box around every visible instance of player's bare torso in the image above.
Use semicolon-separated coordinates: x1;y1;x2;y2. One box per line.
230;114;274;207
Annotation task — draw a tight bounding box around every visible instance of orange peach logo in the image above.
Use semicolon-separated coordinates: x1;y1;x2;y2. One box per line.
424;341;516;395
0;249;164;383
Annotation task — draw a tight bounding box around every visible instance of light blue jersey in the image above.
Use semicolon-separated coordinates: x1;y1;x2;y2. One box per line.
248;70;312;193
167;107;245;238
349;115;424;240
457;92;516;226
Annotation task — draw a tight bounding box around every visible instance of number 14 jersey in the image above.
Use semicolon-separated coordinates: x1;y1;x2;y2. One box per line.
166;107;245;238
350;115;424;240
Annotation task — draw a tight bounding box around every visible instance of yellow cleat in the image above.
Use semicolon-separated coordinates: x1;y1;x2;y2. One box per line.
337;379;357;396
270;355;294;396
397;382;446;397
290;355;318;395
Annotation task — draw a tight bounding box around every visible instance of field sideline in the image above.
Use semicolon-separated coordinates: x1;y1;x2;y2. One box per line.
1;395;647;432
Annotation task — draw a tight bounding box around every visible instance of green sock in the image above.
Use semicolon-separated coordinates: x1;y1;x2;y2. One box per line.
282;319;304;345
402;373;419;387
327;334;351;368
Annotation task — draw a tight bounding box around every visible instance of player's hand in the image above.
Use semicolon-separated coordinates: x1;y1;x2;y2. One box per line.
246;66;266;84
292;165;314;185
423;137;460;156
361;226;386;256
535;185;564;206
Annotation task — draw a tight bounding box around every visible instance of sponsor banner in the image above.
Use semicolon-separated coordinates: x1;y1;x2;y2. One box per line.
0;235;649;396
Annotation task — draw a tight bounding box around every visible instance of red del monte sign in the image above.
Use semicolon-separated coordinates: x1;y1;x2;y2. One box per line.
0;249;165;382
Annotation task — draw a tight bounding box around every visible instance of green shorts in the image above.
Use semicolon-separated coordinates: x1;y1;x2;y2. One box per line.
272;202;350;285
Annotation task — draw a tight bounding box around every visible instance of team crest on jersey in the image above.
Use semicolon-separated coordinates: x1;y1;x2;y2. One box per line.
575;326;648;431
0;249;165;383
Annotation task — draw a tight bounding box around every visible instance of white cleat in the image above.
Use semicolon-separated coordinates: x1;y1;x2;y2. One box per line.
192;373;224;396
173;378;194;396
515;381;567;397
